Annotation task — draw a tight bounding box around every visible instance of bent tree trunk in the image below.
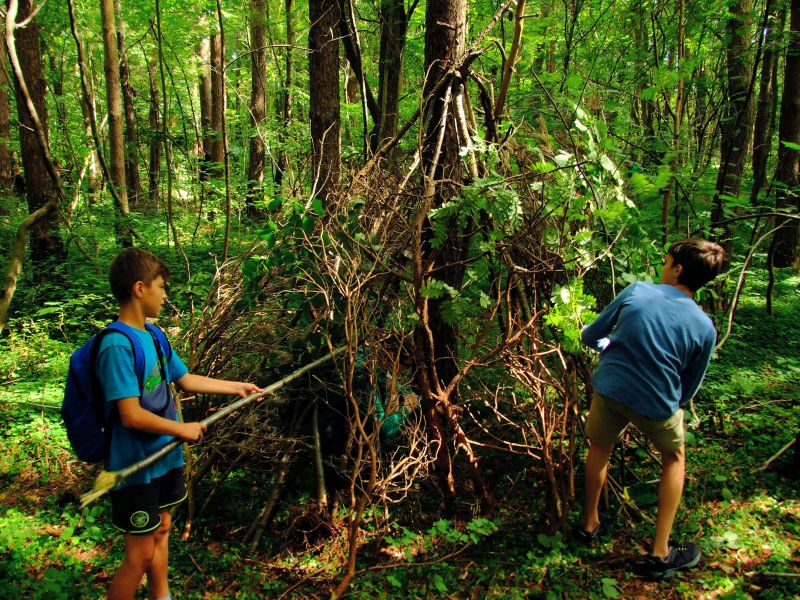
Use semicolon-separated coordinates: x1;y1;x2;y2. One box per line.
770;0;800;266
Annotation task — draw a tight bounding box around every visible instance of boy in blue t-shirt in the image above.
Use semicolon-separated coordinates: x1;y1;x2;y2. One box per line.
98;248;262;600
576;239;724;580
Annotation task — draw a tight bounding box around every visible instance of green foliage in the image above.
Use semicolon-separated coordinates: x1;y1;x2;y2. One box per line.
545;278;597;353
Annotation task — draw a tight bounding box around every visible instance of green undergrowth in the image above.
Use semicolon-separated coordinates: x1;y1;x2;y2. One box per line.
1;266;798;598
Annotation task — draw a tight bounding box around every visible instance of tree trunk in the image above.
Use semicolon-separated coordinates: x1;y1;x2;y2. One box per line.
210;32;224;177
0;30;11;192
198;36;213;181
415;0;468;504
770;0;800;267
274;0;293;193
712;0;755;255
11;0;63;264
116;0;141;208
751;0;785;204
147;50;160;206
309;0;341;204
100;0;131;245
246;0;267;216
375;0;410;164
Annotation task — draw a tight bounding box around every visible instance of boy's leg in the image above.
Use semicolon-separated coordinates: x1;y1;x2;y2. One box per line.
582;440;614;532
581;392;629;532
146;509;171;600
108;533;157;600
652;445;685;558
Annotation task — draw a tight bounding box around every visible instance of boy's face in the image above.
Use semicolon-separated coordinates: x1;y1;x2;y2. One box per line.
139;275;167;318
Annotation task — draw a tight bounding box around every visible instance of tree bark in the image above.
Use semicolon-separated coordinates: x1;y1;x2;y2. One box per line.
10;0;63;263
712;0;755;255
0;32;11;192
751;0;785;204
146;51;160;205
770;0;800;266
309;0;341;204
100;0;131;245
274;0;293;193
415;0;467;504
198;36;213;181
210;32;224;177
116;0;141;208
246;0;267;216
375;0;411;164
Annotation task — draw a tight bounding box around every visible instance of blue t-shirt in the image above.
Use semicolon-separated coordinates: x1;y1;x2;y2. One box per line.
95;325;189;487
581;282;716;420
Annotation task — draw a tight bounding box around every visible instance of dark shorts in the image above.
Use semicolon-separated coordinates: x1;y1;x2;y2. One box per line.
109;467;187;535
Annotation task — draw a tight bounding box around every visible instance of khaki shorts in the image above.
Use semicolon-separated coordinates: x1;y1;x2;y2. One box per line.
585;391;684;453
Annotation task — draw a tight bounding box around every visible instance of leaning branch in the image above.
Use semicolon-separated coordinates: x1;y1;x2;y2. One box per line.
80;347;346;507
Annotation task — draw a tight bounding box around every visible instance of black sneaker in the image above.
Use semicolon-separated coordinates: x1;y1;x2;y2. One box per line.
573;515;605;545
638;542;701;580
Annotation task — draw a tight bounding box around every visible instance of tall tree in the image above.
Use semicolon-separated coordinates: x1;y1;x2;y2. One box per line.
274;0;294;193
770;0;800;266
308;0;341;203
116;0;141;207
198;36;213;181
712;0;755;254
375;0;414;163
146;49;160;205
246;0;267;216
10;0;63;263
101;0;131;245
751;0;785;203
210;31;225;177
0;28;11;192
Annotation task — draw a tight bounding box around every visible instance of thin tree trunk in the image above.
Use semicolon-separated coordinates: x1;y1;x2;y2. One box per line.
215;0;232;260
751;0;785;204
101;0;131;246
274;0;293;193
309;0;341;204
210;32;224;177
375;0;411;165
660;0;685;245
146;51;160;205
0;30;11;192
246;0;267;217
770;0;800;266
198;36;213;181
116;0;141;208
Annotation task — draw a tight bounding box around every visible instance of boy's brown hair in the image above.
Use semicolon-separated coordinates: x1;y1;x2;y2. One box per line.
668;239;725;292
109;248;172;303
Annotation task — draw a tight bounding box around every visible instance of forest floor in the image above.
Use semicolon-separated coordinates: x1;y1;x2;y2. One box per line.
1;264;798;599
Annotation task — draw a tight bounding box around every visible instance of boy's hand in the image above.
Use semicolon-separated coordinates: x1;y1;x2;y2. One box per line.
179;421;207;442
232;382;263;398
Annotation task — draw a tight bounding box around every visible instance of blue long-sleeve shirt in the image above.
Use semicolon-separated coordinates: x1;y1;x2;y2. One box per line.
581;282;716;420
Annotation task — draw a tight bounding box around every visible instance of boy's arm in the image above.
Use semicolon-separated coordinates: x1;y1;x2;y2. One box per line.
116;397;207;441
580;283;635;350
680;331;716;404
175;373;262;398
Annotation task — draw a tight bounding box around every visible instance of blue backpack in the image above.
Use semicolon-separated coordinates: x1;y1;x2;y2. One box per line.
61;321;172;463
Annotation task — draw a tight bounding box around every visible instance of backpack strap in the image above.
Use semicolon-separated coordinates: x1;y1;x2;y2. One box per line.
101;321;147;396
144;323;173;382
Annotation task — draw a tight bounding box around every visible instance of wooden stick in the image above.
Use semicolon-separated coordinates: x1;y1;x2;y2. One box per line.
757;436;796;472
80;347;346;507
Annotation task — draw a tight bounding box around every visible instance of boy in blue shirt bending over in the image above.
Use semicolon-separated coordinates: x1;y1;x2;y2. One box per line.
98;248;261;600
577;239;724;580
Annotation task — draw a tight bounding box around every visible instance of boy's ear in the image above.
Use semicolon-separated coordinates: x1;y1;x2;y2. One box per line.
131;280;145;298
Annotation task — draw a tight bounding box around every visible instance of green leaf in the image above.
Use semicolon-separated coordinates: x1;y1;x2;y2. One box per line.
780;140;800;151
311;198;325;216
432;574;447;593
387;574;403;588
